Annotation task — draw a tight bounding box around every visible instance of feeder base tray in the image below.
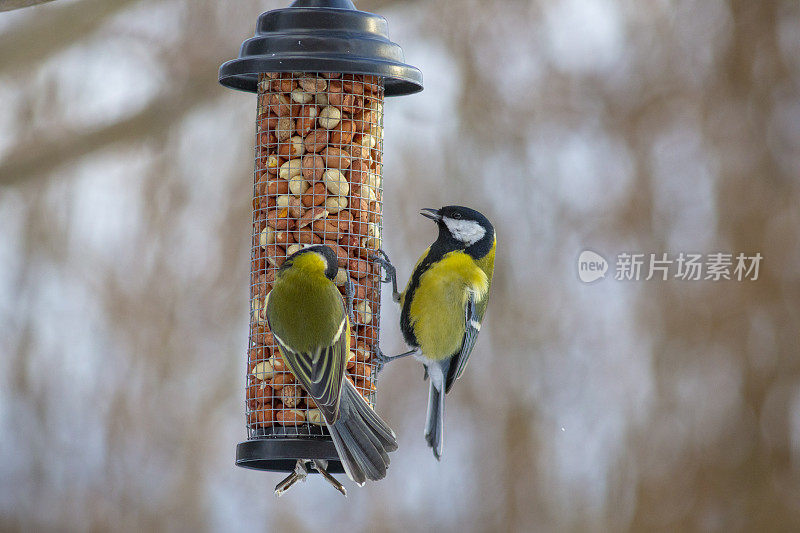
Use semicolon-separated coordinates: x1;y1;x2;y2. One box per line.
236;427;344;474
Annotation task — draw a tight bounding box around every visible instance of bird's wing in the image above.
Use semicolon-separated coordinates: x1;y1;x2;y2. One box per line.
270;313;348;421
444;292;481;393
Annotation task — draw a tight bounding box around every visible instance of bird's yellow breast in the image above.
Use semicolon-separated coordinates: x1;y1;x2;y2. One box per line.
408;251;489;360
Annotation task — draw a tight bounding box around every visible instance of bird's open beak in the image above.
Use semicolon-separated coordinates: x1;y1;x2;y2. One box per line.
420;208;441;222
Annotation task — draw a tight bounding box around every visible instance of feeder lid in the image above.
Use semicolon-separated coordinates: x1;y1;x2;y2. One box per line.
218;0;423;96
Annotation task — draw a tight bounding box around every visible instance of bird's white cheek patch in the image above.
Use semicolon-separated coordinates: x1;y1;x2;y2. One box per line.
443;218;486;246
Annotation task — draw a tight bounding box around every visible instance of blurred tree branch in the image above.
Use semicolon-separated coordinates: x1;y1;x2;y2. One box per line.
0;0;56;11
0;0;138;73
0;79;221;186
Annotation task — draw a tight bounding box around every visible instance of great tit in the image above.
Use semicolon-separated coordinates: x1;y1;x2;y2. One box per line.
266;245;398;484
375;206;496;460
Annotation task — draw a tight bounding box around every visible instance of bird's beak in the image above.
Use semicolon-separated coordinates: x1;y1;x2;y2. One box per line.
420;208;441;222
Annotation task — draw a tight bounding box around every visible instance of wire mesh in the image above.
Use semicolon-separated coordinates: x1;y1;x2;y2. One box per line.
246;72;384;439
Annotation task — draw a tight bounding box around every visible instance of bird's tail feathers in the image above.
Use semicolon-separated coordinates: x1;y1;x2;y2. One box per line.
326;379;398;485
424;368;446;460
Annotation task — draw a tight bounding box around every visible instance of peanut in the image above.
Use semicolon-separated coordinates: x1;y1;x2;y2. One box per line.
274;229;295;246
322;147;352;169
260;226;275;247
275;116;295;140
339;234;359;249
287;196;303;218
270;372;296;390
354;344;371;362
247;382;266;409
311;217;340;237
303;129;328;153
298;206;328;229
279;159;303;180
251;297;266;324
328;211;353;232
356;378;376;393
330;120;355;145
342;78;365;95
290;88;313;104
296;105;319;137
314;92;329;107
287;176;309;197
353;362;372;379
278;135;305;159
261;154;280;175
266;179;289;195
298;75;327;92
296;228;322;244
307;409;324;426
348;159;369;185
281;383;302;408
318;106;342;129
301;182;327;207
333;268;348;286
301;154;325;181
349;257;370;279
266;245;286;266
269;93;292;116
252;359;277;381
326;243;349;267
324;195;348;214
277;409;306;425
323;168;349;196
270;78;296;93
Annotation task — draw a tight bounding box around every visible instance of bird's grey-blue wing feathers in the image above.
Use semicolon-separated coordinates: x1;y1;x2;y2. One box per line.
444;293;480;393
270;318;346;421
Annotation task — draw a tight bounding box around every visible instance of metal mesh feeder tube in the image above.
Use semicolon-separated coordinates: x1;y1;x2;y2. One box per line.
218;0;422;484
246;72;385;474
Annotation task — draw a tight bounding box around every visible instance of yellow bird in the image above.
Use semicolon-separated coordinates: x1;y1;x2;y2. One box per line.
267;245;398;484
375;206;496;459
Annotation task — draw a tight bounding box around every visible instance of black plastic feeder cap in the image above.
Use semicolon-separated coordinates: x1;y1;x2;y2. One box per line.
218;0;423;96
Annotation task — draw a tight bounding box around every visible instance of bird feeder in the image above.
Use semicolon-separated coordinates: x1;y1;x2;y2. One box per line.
219;0;422;481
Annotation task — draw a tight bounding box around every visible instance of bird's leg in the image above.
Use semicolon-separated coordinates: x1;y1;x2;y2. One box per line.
374;345;421;372
372;249;400;303
344;279;355;322
312;460;347;497
274;459;310;496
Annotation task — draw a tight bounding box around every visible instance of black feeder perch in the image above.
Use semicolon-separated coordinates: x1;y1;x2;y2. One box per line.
219;0;422;493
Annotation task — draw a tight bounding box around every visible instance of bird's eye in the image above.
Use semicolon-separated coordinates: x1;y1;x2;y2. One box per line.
453;213;462;220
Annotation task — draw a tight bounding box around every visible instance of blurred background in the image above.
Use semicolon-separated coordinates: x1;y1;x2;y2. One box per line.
1;0;799;531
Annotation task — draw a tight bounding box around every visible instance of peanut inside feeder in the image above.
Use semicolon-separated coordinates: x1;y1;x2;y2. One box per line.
219;0;421;477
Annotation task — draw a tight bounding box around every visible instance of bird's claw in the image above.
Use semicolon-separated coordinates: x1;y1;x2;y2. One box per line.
374;345;419;373
313;460;347;496
371;249;394;284
371;249;400;301
374;345;389;373
274;459;347;496
274;459;310;496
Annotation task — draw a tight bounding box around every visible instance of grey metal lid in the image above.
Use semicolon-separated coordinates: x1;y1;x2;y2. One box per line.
218;0;423;96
